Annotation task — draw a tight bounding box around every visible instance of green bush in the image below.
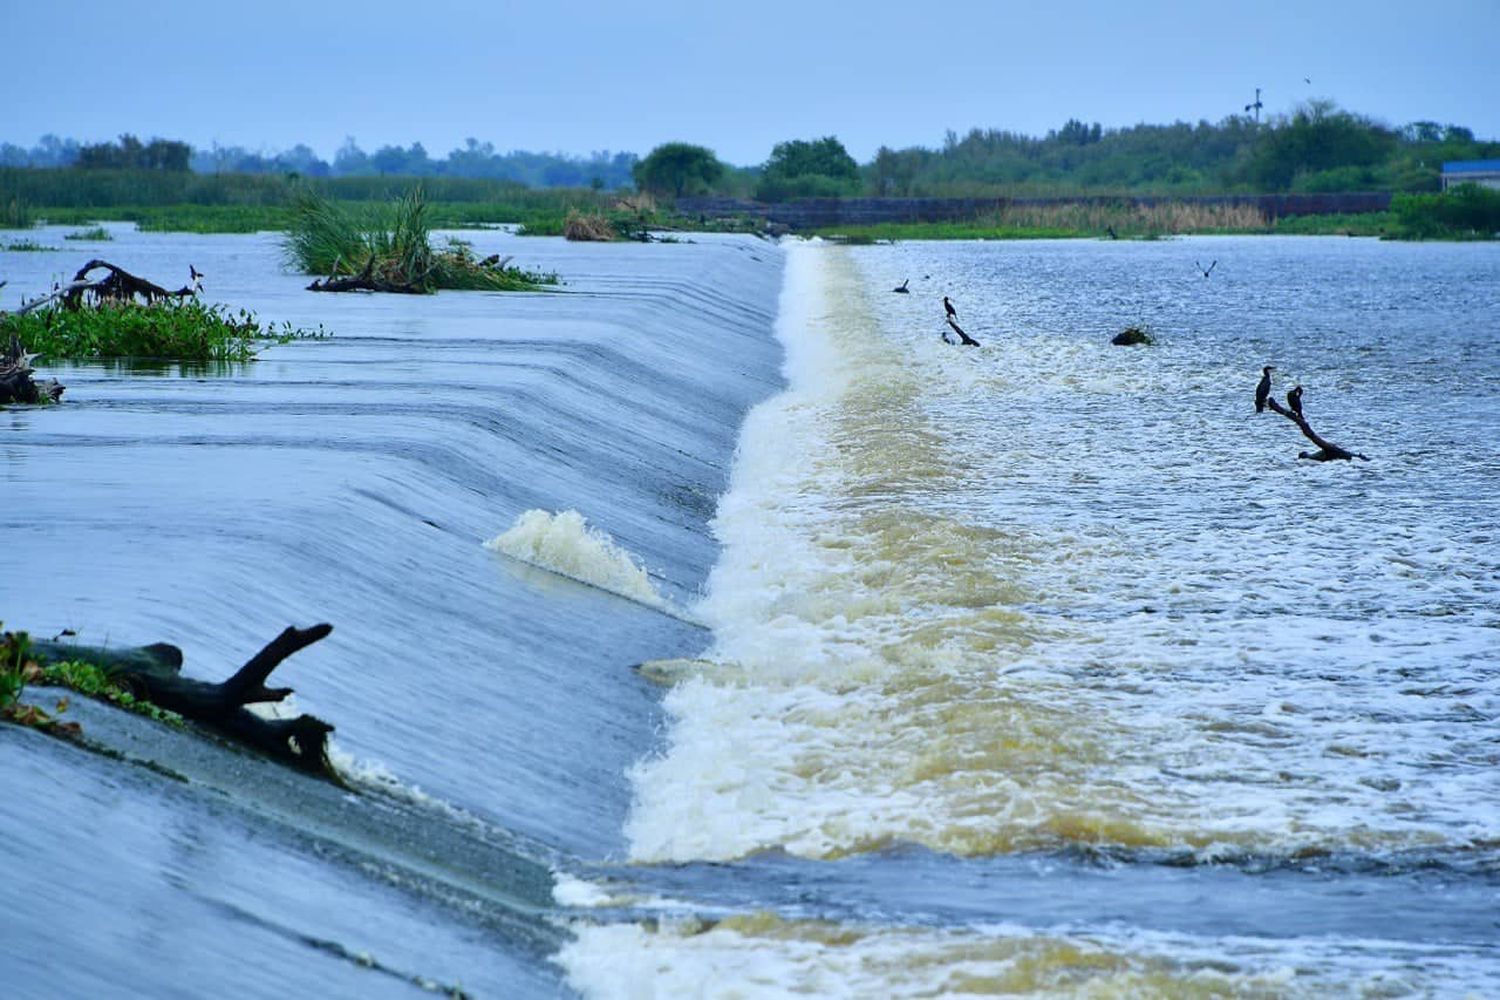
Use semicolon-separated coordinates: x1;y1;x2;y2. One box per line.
1392;184;1500;238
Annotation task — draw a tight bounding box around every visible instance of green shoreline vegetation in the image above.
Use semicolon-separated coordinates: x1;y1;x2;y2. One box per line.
3;102;1496;240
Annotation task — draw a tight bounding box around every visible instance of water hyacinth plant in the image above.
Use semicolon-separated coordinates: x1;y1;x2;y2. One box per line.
0;299;324;362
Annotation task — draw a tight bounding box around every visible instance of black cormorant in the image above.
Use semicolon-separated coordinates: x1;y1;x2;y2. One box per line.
1287;385;1304;418
943;296;957;320
1196;259;1218;279
894;278;910;293
1255;366;1275;413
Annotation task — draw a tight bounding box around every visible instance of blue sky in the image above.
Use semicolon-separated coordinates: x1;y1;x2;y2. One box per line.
8;0;1497;165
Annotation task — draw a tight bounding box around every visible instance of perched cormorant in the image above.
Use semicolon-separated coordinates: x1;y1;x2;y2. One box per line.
1105;224;1118;240
893;278;910;294
943;296;957;320
1287;385;1304;419
189;264;204;292
1196;259;1218;279
1255;365;1275;413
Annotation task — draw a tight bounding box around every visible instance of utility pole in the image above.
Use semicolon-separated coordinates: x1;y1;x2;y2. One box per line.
1244;87;1264;124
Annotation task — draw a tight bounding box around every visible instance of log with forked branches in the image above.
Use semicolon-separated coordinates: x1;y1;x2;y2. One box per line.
30;624;343;780
1264;389;1370;462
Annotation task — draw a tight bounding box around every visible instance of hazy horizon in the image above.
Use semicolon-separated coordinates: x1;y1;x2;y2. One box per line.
8;0;1499;167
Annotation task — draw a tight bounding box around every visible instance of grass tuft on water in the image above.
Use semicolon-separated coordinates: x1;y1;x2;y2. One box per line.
3;239;60;252
63;225;112;242
0;299;325;362
285;185;557;291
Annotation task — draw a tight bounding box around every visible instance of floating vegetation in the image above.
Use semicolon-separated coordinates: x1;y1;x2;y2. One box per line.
286;185;557;293
1111;324;1155;346
2;239;59;252
63;225;113;241
1;298;322;362
563;209;618;241
2;627;184;736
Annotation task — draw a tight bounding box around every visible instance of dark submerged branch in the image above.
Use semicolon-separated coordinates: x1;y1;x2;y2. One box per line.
31;624;341;780
1265;395;1369;462
945;316;981;347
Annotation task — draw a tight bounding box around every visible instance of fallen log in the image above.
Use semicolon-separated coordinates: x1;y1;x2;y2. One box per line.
0;332;64;404
31;624;341;780
306;254;425;294
943;316;982;347
1265;392;1369;462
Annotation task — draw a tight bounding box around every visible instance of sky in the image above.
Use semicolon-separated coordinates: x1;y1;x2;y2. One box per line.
7;0;1498;166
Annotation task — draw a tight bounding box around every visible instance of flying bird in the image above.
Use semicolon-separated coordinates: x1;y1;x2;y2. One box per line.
1196;259;1218;279
1287;385;1304;418
943;296;957;320
894;278;910;294
1255;366;1275;413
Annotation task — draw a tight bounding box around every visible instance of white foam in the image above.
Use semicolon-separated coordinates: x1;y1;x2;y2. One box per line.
483;509;673;613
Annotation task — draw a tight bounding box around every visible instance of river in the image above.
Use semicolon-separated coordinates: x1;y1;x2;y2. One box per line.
3;228;1497;997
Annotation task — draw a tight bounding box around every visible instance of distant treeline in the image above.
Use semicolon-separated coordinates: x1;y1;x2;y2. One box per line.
4;102;1498;200
865;106;1497;197
0;134;639;189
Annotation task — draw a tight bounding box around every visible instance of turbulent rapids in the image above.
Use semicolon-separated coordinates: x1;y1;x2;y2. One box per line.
4;227;1497;997
626;243;1500;866
567;237;1500;995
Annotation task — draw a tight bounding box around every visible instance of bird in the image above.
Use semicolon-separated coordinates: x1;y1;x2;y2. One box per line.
1304;77;1312;85
1196;259;1218;279
1287;385;1304;418
1105;224;1118;240
189;264;204;293
893;278;910;294
943;296;957;320
1255;366;1275;413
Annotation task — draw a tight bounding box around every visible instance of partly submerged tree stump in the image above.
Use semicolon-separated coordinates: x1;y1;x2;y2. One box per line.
32;624;341;779
0;333;64;404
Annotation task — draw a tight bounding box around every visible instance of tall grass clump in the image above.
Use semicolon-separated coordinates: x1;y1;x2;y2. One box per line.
285;185;556;291
63;225;113;241
0;300;323;361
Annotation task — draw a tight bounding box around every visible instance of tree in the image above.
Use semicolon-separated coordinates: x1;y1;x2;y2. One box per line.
757;136;861;201
632;143;725;197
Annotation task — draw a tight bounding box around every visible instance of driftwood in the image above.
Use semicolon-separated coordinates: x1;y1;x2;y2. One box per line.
307;255;424;294
1265;392;1369;462
32;624;341;779
0;333;64;404
943;316;981;347
15;258;196;316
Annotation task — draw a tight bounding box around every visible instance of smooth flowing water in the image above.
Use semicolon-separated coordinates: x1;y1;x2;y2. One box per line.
3;229;1497;997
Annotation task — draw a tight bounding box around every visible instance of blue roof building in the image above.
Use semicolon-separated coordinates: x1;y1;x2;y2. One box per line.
1441;160;1500;190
